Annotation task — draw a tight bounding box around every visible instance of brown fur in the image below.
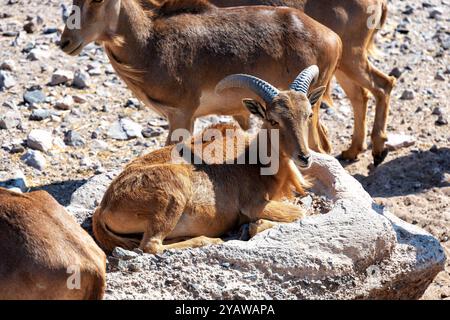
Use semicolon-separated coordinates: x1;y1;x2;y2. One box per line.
0;188;106;300
156;0;215;16
211;0;397;164
93;85;317;254
61;0;342;154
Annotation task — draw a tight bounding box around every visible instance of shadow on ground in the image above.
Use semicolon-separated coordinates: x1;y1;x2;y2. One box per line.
353;147;450;198
31;179;87;206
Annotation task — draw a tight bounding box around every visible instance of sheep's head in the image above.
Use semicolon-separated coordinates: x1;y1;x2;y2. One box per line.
60;0;121;56
216;66;326;169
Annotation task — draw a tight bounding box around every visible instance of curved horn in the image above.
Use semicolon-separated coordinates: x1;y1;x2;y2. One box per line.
289;65;320;94
215;74;279;104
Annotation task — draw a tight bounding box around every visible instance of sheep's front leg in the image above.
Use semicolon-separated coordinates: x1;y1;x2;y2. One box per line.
165;111;195;146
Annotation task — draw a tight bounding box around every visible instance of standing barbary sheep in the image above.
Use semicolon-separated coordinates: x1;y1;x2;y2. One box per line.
0;188;106;300
60;0;341;154
211;0;397;166
92;66;325;254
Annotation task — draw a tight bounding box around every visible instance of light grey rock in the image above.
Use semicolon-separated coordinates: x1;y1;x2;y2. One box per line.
27;129;53;152
386;133;416;151
0;70;16;90
27;48;50;61
72;70;91;89
54;95;74;110
21;150;47;171
108;118;143;140
91;139;109;151
24;89;46;105
0;111;21;130
64;130;85;147
107;121;128;140
120;118;143;139
112;247;140;261
50;69;74;86
65;170;120;224
30;109;52;121
68;153;445;300
0;60;16;72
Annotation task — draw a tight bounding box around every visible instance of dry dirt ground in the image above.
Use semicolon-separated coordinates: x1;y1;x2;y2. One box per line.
0;0;449;299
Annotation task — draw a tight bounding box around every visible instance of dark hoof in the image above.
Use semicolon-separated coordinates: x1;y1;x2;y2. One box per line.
373;149;389;167
336;153;359;164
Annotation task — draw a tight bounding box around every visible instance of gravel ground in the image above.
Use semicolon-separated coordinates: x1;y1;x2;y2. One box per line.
0;0;448;299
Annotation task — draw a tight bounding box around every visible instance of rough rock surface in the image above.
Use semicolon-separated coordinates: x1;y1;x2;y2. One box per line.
1;0;449;299
66;153;446;300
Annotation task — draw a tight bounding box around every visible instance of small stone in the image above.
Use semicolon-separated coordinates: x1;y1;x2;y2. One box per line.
121;118;143;139
0;70;16;90
72;95;87;104
27;129;53;152
429;9;443;19
400;90;415;100
107;122;128;140
125;98;141;109
21;150;47;171
72;70;91;89
434;72;445;81
55;95;74;110
435;115;448;126
30;109;52;121
142;126;164;138
108;118;143;140
0;111;21;130
91;139;109;151
3;101;18;110
389;67;403;78
27;48;50;61
50;69;74;86
23;21;37;34
386;133;416;151
64;130;85;147
0;60;16;72
24;89;46;105
431;107;442;116
112;247;139;261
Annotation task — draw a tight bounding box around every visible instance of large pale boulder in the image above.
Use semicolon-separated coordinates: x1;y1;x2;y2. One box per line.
66;153;446;300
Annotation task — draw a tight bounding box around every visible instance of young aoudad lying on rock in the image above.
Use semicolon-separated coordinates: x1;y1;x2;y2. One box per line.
66;153;446;300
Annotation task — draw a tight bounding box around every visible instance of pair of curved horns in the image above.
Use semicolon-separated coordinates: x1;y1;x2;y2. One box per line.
215;65;320;103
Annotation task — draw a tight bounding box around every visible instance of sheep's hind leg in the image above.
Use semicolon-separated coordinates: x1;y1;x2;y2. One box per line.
164;236;224;250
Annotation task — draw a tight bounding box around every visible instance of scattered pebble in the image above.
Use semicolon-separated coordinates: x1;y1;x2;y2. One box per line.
27;129;53;152
21;150;47;171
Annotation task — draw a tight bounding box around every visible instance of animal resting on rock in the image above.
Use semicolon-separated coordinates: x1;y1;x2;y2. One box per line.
208;0;397;166
60;0;341;155
92;66;326;254
0;188;106;300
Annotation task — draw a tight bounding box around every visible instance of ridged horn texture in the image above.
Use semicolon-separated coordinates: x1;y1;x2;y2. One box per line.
289;65;320;94
215;74;280;104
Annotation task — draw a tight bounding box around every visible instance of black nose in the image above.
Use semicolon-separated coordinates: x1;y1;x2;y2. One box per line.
60;39;71;50
298;154;311;165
